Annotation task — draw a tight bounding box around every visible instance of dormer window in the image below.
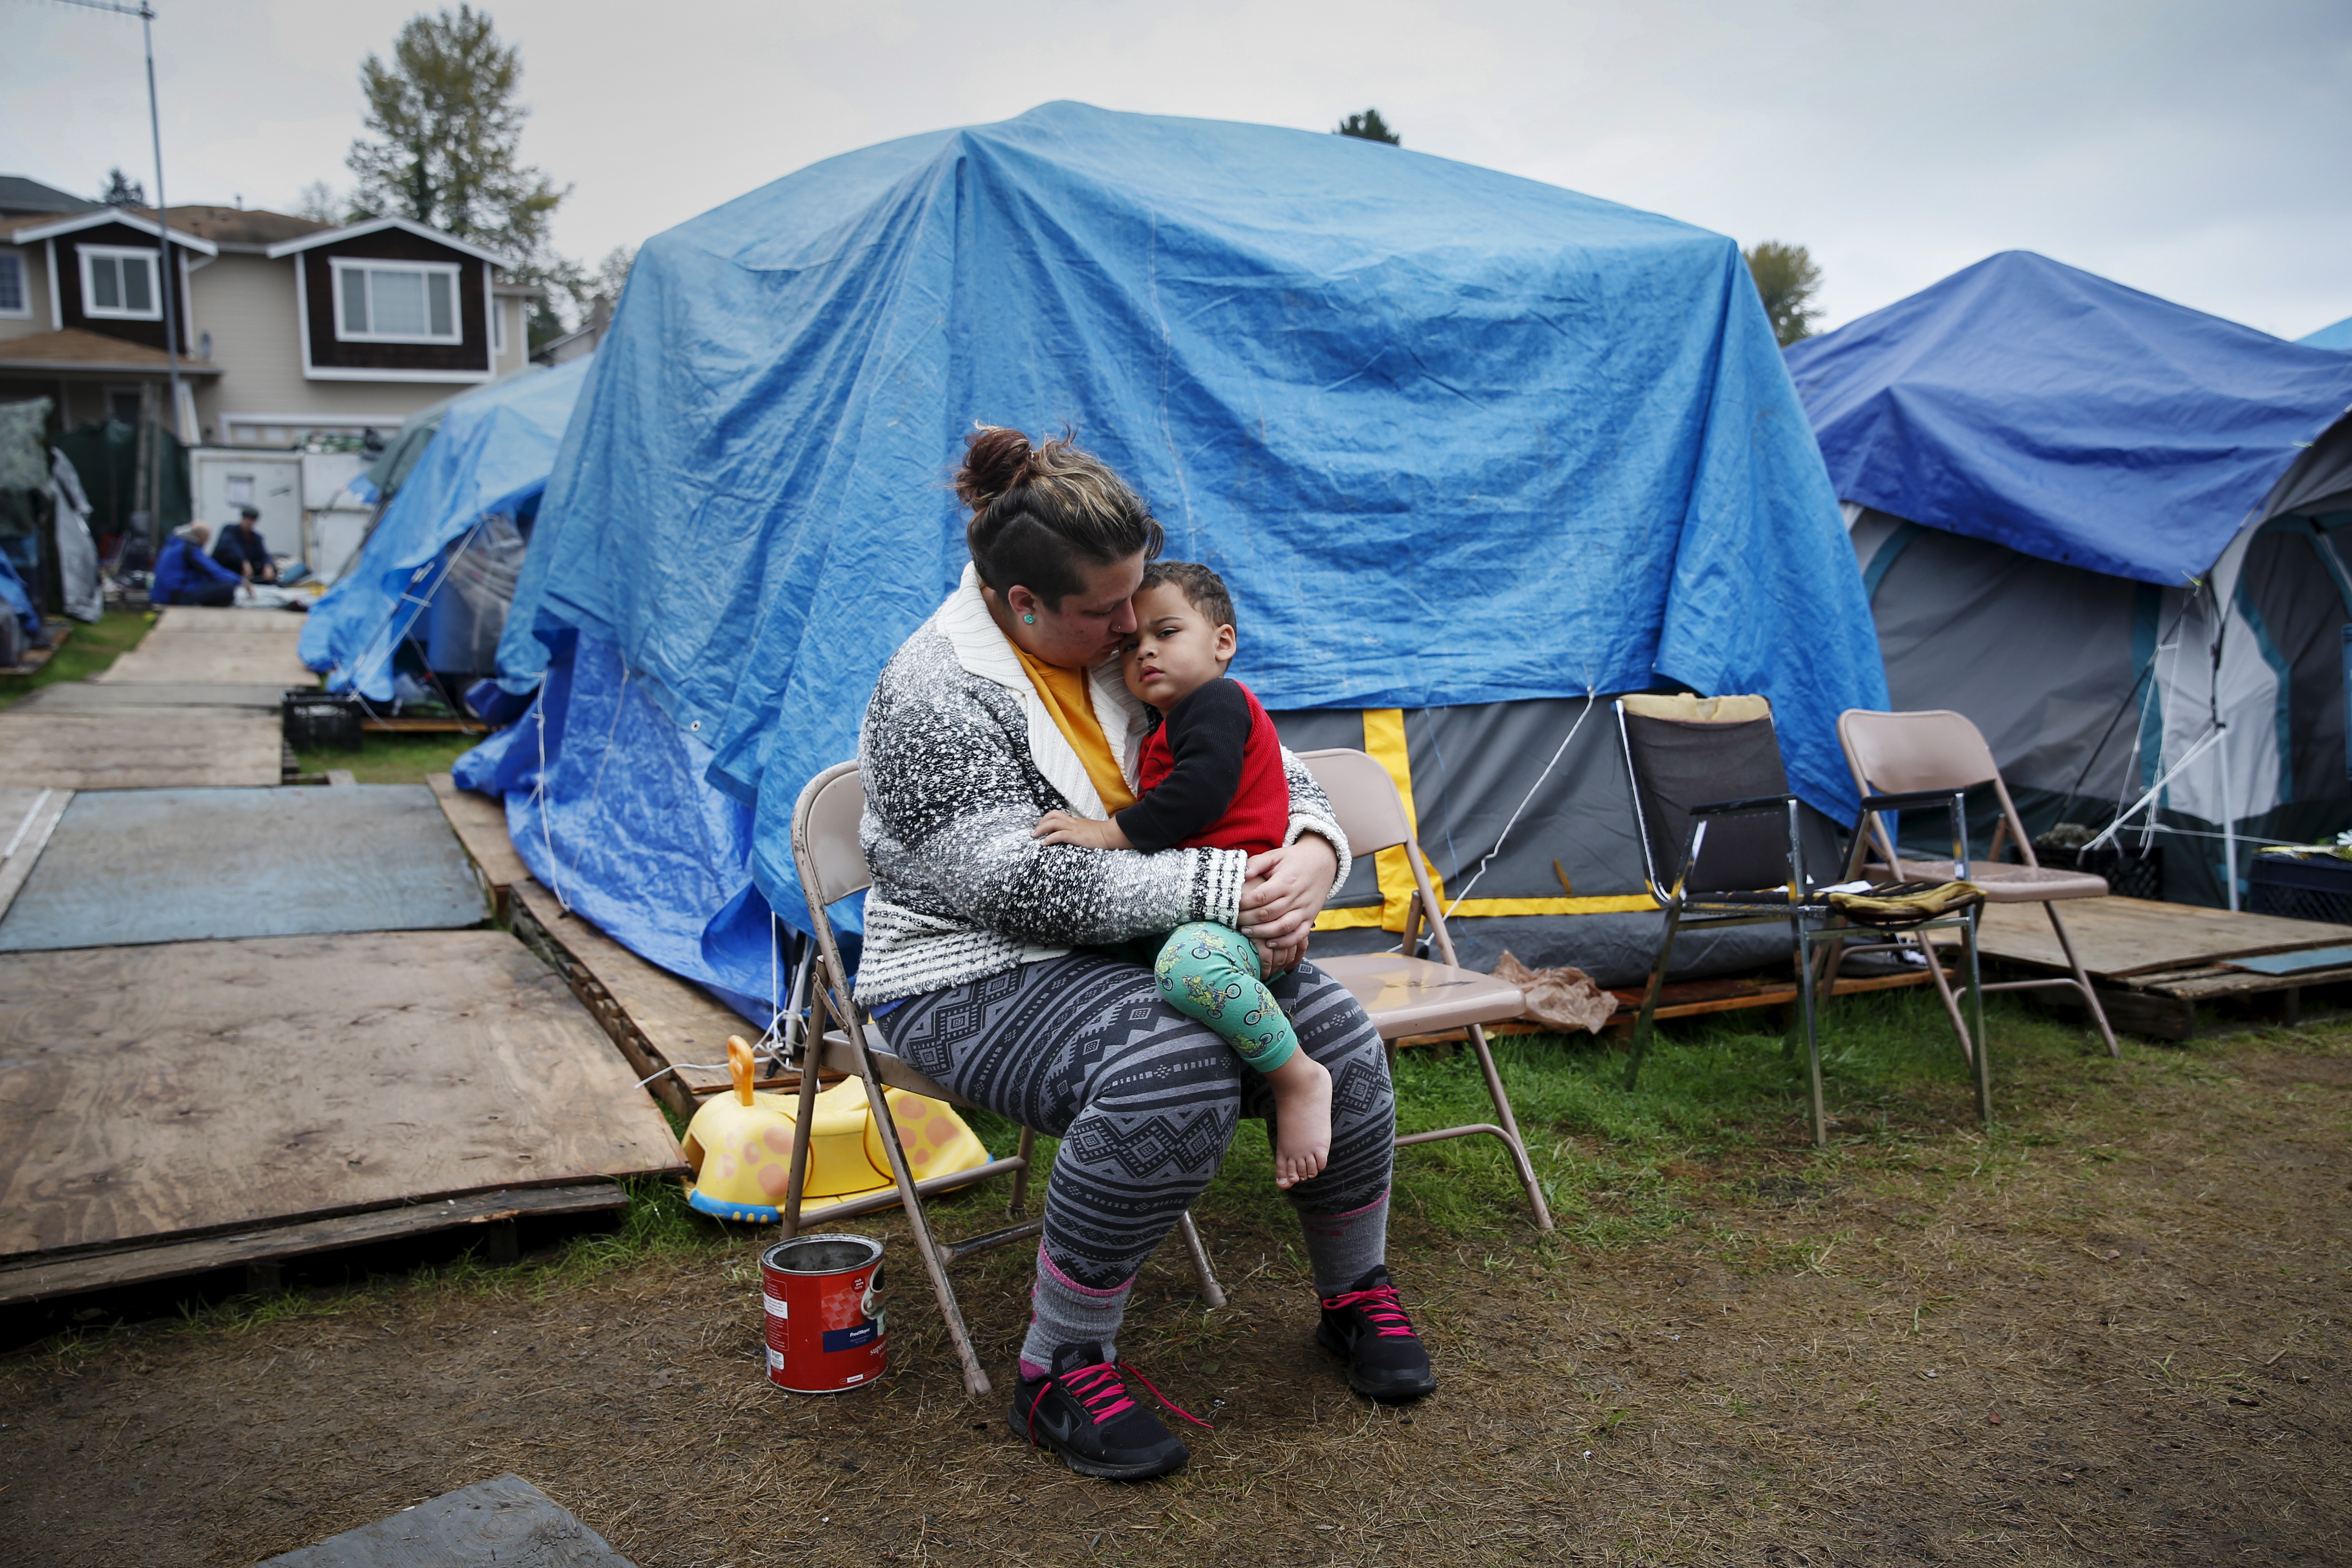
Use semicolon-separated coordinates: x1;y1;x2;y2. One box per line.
81;245;162;319
331;257;462;344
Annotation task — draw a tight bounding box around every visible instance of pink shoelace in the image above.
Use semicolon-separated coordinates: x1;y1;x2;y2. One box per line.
1321;1281;1419;1338
1028;1358;1213;1443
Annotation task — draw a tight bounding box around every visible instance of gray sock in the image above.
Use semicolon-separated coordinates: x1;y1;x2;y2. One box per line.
1019;1244;1131;1376
1299;1187;1390;1297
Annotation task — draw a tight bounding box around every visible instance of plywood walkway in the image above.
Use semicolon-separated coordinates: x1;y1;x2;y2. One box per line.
1978;895;2352;1038
0;930;684;1294
90;603;313;688
0;785;485;952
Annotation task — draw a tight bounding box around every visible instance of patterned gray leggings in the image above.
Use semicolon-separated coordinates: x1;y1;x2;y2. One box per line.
873;953;1395;1292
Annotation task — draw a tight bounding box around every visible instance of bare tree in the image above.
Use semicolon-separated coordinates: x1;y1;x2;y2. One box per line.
293;180;345;225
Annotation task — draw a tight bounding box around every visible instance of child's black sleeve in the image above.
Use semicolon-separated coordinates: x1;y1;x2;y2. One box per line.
1116;678;1252;854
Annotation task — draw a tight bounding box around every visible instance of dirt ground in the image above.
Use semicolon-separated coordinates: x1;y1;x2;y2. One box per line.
3;1014;2346;1567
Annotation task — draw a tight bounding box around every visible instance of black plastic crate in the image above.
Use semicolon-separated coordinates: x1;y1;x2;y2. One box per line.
2249;853;2352;925
283;690;363;752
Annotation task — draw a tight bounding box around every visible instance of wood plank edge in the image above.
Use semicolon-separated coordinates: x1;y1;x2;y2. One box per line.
508;884;701;1123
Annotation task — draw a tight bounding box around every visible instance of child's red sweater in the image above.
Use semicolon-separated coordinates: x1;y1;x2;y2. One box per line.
1114;677;1289;858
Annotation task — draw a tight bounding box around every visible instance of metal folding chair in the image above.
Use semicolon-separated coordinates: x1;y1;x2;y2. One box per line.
1295;748;1555;1231
1615;695;1989;1144
1838;709;2119;1057
786;761;1226;1399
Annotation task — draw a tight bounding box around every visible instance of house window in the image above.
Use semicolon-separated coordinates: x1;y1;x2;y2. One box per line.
80;246;162;320
331;258;462;343
0;252;25;318
491;296;505;354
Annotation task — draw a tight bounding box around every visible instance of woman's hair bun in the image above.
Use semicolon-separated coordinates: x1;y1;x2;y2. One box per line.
956;426;1033;513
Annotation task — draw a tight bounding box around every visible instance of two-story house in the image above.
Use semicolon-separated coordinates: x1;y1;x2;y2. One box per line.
0;183;539;446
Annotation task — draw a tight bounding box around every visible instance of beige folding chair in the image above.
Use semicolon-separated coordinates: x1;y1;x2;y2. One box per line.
1837;709;2119;1058
786;762;1226;1399
1296;748;1555;1231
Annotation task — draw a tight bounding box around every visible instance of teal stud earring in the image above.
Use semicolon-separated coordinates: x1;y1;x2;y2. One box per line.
1023;613;1036;624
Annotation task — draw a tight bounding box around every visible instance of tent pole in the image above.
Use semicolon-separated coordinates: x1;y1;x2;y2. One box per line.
2217;727;2238;911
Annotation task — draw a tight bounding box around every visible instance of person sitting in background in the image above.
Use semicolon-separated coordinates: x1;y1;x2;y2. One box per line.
151;523;243;607
210;505;278;584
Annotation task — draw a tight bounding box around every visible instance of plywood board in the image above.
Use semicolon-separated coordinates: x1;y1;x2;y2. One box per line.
258;1473;636;1568
0;930;685;1258
426;773;530;910
93;641;314;686
1976;895;2352;978
0;784;485;952
509;879;765;1117
14;681;292;711
0;787;71;924
152;605;312;634
0;708;282;790
0;1183;625;1304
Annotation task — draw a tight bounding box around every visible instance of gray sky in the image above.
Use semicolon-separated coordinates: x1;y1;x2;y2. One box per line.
6;0;2347;336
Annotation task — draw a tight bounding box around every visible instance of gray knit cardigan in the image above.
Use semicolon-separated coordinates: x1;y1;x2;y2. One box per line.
854;565;1352;1006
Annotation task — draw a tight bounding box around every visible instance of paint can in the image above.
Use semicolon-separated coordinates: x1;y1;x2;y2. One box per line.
760;1232;886;1394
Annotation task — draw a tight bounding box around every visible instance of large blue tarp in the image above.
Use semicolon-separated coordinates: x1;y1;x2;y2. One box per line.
2304;315;2352;351
1784;252;2352;585
301;359;588;698
484;100;1878;972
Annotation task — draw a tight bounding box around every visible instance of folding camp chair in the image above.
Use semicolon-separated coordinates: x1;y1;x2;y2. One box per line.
1296;748;1555;1231
786;762;1226;1399
1837;709;2119;1058
1615;695;1989;1145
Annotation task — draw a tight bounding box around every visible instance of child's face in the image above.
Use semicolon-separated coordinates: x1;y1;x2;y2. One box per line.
1121;581;1236;709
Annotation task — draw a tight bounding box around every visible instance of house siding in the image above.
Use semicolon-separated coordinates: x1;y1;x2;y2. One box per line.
301;230;491;377
185;252;444;443
0;246;49;342
56;219;195;354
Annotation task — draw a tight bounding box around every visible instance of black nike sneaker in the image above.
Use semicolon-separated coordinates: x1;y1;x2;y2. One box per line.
1009;1342;1204;1480
1316;1265;1438;1401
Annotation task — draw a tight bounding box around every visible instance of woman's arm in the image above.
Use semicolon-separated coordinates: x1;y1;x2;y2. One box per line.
859;658;1247;949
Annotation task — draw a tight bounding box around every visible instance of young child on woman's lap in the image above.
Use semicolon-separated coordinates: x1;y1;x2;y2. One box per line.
1032;561;1333;1189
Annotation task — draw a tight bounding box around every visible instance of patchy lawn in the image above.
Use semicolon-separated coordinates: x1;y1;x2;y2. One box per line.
3;992;2345;1566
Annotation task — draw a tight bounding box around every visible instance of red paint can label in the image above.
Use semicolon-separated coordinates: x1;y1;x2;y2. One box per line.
759;1233;886;1394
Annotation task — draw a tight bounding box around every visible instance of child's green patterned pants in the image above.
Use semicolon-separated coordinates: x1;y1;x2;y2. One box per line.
1153;920;1298;1074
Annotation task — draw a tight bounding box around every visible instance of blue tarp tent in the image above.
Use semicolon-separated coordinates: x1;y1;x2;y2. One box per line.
1785;252;2352;907
464;102;1880;1003
2303;314;2352;351
301;359;588;699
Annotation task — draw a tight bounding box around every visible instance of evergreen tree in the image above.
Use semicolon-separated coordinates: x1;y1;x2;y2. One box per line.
97;168;145;206
1335;108;1402;146
1744;241;1823;347
344;5;566;263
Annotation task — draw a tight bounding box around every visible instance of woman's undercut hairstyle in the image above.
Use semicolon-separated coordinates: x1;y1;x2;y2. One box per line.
956;427;1164;608
1139;559;1235;632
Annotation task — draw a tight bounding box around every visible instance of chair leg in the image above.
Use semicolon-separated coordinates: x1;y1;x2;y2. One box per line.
1175;1210;1227;1308
1918;927;1976;1064
853;1071;993;1398
1798;923;1827;1149
1626;906;1683;1091
778;1053;825;1240
1967;911;1993;1126
2043;902;2119;1057
1008;1124;1036;1217
1464;1022;1555;1231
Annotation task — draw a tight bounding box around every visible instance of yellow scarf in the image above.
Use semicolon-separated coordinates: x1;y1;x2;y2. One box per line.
1011;642;1137;815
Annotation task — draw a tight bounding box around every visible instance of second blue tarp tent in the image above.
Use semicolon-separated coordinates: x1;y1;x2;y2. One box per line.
301;358;591;701
1785;251;2352;907
463;102;1882;1006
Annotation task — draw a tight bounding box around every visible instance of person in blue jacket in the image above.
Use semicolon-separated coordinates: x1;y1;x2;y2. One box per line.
151;524;243;607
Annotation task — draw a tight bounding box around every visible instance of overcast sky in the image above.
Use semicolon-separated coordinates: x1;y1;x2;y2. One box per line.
5;0;2347;337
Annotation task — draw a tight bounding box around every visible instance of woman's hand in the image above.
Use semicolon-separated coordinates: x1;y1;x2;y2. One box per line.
1237;835;1339;947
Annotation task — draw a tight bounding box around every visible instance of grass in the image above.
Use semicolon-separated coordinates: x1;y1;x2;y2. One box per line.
0;607;153;708
294;729;481;783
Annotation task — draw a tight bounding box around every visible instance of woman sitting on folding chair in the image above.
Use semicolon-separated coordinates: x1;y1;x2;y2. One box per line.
856;426;1435;1480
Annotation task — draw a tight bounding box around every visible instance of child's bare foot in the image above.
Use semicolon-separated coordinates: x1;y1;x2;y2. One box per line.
1267;1052;1332;1189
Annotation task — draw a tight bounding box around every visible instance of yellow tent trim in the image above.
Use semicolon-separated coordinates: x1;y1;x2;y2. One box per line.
1314;709;1660;934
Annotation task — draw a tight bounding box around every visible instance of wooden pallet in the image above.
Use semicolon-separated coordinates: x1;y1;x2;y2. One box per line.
1393;964;1942;1046
363;715;487;734
1976;895;2352;1040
